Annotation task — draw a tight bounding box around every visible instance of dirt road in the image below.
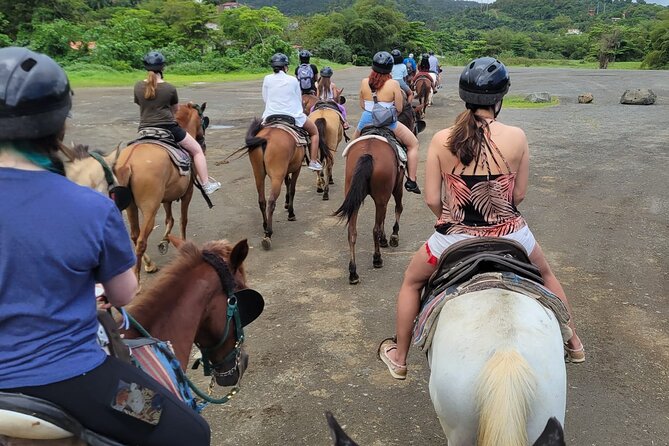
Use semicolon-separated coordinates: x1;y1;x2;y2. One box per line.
68;66;668;445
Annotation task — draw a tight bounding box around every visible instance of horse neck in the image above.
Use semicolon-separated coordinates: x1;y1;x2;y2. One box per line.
176;108;197;138
64;158;107;194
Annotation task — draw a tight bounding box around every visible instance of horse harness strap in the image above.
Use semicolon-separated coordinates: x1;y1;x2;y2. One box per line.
88;152;115;189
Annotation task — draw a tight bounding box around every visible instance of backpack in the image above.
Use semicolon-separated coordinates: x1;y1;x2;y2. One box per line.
297;63;314;91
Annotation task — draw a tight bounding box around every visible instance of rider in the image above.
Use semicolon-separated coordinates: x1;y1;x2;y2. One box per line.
134;51;220;195
294;49;319;96
353;51;421;194
390;49;414;104
378;57;585;380
428;51;442;89
414;53;437;94
0;47;211;445
403;52;417;77
264;53;322;171
315;66;350;129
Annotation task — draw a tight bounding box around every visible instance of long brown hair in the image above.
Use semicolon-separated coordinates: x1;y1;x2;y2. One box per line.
317;77;332;101
144;71;161;99
368;71;391;91
11;127;70;175
446;106;493;166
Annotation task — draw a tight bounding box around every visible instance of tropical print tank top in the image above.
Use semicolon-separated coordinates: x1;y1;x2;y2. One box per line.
435;136;526;237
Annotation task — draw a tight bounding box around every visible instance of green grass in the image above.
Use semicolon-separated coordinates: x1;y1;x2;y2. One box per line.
504;95;560;109
440;55;644;70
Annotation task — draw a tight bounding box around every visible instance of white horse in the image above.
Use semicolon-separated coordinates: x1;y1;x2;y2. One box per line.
428;288;566;446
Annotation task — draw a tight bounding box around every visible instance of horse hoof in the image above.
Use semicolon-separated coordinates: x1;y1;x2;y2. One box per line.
379;239;389;248
389;235;399;247
322;193;329;201
158;241;169;255
287;214;296;221
328;178;334;185
261;237;272;250
317;187;324;193
373;261;383;269
284;203;289;209
349;276;360;285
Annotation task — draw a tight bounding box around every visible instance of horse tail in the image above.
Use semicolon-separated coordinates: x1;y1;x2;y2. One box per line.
333;153;373;223
245;117;267;152
314;117;333;165
419;80;430;106
476;348;536;446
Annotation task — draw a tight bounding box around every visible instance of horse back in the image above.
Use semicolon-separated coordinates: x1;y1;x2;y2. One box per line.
257;128;304;175
345;139;399;186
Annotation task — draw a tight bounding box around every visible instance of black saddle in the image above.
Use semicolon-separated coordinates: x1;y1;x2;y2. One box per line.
423;237;544;300
359;126;406;165
128;127;182;151
263;114;295;126
0;392;125;445
313;100;341;113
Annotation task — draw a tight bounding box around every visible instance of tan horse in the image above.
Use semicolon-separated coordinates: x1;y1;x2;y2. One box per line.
61;144;121;195
309;108;341;200
114;102;208;280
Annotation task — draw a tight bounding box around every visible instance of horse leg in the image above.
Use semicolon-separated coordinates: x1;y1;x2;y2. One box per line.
373;200;387;267
179;187;193;241
390;176;404;247
135;201;160;277
158;202;174;255
348;211;360;285
125;202;149;278
286;172;299;221
262;175;283;250
284;174;291;209
316;170;324;194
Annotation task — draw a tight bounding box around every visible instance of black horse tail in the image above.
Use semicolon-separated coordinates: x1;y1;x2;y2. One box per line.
245;117;267;152
333;154;373;223
314;117;333;165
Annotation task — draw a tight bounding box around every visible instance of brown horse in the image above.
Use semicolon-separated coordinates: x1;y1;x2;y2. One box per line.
334;138;404;284
309;108;340;200
414;75;433;112
114;102;208;280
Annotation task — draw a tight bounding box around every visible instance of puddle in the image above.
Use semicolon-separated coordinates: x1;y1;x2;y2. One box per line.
208;124;234;129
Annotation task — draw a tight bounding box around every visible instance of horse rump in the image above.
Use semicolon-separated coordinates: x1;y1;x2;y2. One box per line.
333;154;373;223
314;117;333;165
245;117;267;151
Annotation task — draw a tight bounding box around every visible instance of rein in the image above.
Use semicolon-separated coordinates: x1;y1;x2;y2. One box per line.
88;151;115;189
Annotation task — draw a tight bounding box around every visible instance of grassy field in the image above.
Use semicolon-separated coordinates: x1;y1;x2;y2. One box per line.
504;95;560;108
441;55;644;70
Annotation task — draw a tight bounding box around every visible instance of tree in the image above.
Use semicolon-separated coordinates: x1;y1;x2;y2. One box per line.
219;6;288;50
317;38;352;64
644;11;669;68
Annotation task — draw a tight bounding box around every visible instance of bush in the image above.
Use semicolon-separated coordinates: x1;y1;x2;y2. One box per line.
317;38;352;64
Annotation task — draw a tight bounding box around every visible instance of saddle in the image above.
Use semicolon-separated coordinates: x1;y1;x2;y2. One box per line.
423;238;543;301
355;126;407;168
262;114;310;147
127;127;191;176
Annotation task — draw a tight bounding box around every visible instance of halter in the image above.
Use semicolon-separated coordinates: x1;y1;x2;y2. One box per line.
192;103;209;133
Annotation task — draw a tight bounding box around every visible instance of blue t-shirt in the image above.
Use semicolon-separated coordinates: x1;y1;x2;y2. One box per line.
0;168;136;388
403;57;416;71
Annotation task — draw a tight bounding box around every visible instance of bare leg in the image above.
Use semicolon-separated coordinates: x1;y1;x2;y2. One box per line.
179;133;209;184
392;122;419;182
529;242;583;351
302;118;320;164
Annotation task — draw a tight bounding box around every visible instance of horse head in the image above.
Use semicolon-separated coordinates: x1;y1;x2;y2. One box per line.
176;102;208;151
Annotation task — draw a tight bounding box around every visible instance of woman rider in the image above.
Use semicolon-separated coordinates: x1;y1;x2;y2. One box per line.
353;51;421;194
390;49;414;104
414;53;436;94
379;57;585;380
134;51;220;195
0;47;211;445
313;66;350;129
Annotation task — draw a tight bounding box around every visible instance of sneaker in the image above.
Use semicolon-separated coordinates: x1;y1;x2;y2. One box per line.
404;179;421;194
308;160;323;171
202;179;221;195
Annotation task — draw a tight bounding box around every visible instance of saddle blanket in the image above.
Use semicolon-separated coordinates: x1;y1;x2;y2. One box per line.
264;122;309;147
412;272;572;352
129;139;191;176
341;135;407;169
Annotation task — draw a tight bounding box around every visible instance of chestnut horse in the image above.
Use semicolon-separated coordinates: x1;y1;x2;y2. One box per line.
334;138;404;284
414;75;433;112
114;102;208;280
309;108;341;200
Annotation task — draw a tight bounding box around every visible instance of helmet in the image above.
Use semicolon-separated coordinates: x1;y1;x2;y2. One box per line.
390;49;402;64
429;51;435;56
0;47;72;141
371;51;394;74
143;51;165;72
409;53;414;59
299;50;311;60
270;53;289;68
320;66;333;78
459;57;510;106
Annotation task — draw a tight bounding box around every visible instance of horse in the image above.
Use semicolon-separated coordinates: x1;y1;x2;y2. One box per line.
397;101;426;136
414;75;433;111
0;237;265;446
113;102;209;280
309;108;341;200
427;288;567;445
302;93;319;116
333;137;404;284
240;117;326;250
61;144;121;195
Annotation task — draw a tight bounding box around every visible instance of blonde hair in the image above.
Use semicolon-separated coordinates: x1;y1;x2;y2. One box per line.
317;77;332;101
144;71;160;99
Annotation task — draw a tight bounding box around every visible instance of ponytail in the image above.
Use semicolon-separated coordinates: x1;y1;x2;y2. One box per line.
446;105;492;166
144;71;160;99
317;77;332;101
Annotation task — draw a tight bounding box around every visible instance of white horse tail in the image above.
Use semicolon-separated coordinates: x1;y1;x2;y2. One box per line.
476;348;537;446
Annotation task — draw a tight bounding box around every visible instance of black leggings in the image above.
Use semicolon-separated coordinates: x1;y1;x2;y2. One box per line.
2;357;210;446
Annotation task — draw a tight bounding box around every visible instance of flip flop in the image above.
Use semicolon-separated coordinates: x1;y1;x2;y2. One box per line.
564;344;586;364
377;337;407;380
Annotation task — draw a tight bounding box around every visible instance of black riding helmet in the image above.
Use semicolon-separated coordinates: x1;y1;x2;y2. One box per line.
270;53;289;68
372;51;394;74
0;47;72;141
143;51;165;72
299;49;311;62
459;57;510;106
320;66;333;78
390;49;402;64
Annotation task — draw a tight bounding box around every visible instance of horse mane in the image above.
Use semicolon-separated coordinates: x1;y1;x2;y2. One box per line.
67;143;92;160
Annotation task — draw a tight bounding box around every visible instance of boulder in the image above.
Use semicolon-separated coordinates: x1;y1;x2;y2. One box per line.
578;93;594;104
525;92;551;103
620;89;656;105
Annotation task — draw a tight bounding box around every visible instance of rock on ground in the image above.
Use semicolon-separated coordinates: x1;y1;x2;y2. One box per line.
525;92;552;103
578;93;594;103
620;88;657;105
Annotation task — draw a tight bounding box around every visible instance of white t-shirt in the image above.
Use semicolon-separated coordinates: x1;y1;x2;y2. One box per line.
261;71;307;126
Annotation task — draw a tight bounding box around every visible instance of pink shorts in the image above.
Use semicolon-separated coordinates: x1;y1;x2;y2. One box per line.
424;225;537;265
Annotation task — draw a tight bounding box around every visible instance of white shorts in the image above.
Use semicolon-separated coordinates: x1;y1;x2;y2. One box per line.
425;225;536;265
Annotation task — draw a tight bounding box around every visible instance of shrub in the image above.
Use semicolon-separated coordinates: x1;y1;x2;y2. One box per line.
317;38;352;64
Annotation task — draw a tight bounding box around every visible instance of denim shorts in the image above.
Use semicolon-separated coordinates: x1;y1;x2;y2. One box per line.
356;110;398;131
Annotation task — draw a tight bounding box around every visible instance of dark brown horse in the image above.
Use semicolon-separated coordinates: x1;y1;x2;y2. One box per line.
241;118;326;250
334;138;404;284
309;108;339;200
414;75;433;112
114;102;208;280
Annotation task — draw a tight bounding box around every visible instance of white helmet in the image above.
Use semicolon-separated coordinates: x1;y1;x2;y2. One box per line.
409;53;414;58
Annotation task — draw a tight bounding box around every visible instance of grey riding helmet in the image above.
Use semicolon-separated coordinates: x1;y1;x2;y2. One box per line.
371;51;394;74
390;49;402;64
0;47;72;140
143;51;165;72
270;53;289;68
458;57;510;106
299;49;311;62
320;66;334;78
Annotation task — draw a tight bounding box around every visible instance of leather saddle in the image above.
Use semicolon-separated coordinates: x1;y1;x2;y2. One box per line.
128;127;191;175
423;237;544;301
359;126;407;166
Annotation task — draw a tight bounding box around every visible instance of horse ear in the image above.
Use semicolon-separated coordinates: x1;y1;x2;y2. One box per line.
200;102;207;113
325;412;359;446
167;235;185;249
532;417;565;446
229;239;249;271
